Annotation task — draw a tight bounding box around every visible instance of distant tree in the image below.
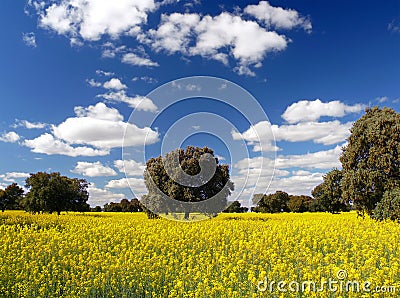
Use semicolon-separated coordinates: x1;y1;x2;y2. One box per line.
252;191;289;213
312;169;349;213
23;172;89;215
103;202;122;212
144;146;234;219
372;188;400;221
91;206;102;212
340;107;400;215
0;190;6;212
0;183;24;212
223;201;248;213
103;198;143;212
288;195;313;213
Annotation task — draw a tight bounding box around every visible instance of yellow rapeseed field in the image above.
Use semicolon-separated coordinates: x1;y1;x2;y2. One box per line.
0;211;399;297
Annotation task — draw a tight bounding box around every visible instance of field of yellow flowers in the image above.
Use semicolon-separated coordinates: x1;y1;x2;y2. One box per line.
0;211;399;297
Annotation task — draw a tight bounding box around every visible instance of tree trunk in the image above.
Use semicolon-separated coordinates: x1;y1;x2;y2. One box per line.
184;211;190;220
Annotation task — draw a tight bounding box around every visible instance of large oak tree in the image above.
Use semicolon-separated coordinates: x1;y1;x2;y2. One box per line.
340;107;400;215
143;146;234;219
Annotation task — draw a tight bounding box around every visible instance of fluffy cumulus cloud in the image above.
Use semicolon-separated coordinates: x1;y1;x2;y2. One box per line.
106;177;147;194
144;12;288;76
233;120;351;152
99;91;158;112
33;0;156;41
30;1;311;75
87;183;125;206
282;99;364;123
0;172;30;183
53;102;159;149
103;78;127;90
232;145;342;197
24;102;159;156
114;159;145;176
121;53;159;67
24;133;109;157
244;1;311;31
235;145;341;174
71;161;117;177
233;99;364;152
0;132;20;143
13;119;46;129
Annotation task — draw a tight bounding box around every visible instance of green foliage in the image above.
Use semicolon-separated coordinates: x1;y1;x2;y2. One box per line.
23;172;89;215
252;191;290;213
0;183;24;212
312;169;349;213
372;188;400;221
103;198;143;212
143;146;234;219
288;195;313;213
223;201;248;213
340;107;400;215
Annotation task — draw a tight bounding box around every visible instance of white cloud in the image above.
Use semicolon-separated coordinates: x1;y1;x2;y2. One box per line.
388;18;400;33
114;159;145;176
185;83;201;91
0;172;30;183
233;119;352;152
273;121;353;145
376;96;388;103
74;102;123;121
35;0;156;41
22;32;37;48
24;102;158;156
13;119;47;129
0;132;20;143
232;145;343;198
53;102;159;149
24;133;109;157
71;161;117;177
144;12;288;75
87;79;102;87
235;145;342;173
121;53;159;67
244;1;311;31
98;91;158;112
87;183;126;206
132;76;158;84
268;172;324;196
95;70;114;77
103;78;127;90
106;177;147;193
282;99;364;124
232;121;278;152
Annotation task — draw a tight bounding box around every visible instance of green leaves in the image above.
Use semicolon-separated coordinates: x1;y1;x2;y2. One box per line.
340;107;400;215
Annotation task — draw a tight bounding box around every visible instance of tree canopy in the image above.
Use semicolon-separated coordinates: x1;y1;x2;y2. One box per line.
223;201;248;213
0;183;24;212
312;169;349;213
23;172;90;215
143;146;234;219
340;107;400;215
252;191;290;213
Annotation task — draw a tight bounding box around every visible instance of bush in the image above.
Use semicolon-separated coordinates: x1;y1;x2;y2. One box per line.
373;188;400;221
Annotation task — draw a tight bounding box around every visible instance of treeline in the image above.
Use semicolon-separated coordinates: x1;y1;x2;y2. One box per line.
251;190;349;214
0;172;89;215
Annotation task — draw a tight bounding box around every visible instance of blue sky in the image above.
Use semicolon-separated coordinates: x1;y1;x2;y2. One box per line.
0;0;399;207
